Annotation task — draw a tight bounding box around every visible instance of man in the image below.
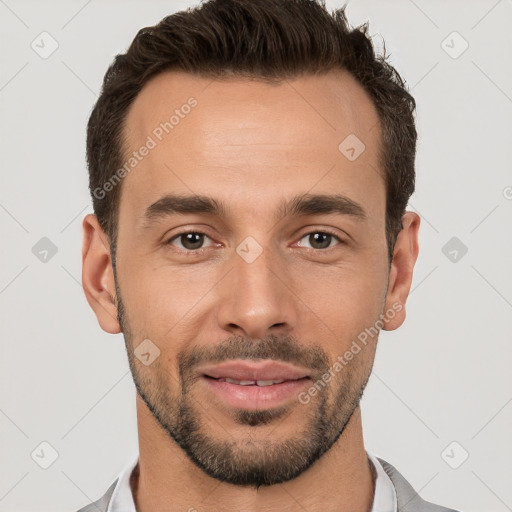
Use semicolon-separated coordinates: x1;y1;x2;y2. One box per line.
78;0;460;510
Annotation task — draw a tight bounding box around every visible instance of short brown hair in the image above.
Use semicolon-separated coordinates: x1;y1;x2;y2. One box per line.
87;0;417;264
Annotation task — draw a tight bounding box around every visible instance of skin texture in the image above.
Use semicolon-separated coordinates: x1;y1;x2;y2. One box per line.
82;69;420;512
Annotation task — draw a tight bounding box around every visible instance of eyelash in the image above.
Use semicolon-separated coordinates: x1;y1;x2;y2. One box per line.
164;229;346;254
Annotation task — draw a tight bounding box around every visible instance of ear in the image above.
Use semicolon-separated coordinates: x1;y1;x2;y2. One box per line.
81;214;121;334
382;211;420;331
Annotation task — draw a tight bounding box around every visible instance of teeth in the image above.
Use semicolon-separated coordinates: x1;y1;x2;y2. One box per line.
224;378;255;385
257;379;285;386
220;378;286;386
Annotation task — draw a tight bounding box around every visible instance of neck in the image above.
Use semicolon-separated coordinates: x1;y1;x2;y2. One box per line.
132;395;375;512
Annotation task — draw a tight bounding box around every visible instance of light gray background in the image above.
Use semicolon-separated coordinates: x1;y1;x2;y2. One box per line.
1;0;511;511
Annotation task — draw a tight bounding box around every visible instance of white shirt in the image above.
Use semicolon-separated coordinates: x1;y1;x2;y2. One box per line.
107;450;397;512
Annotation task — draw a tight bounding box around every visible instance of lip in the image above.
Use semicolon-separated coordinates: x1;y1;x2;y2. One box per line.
198;360;311;411
201;375;310;410
198;360;311;381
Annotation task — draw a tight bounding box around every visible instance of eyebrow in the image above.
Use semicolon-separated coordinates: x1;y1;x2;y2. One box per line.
141;192;367;228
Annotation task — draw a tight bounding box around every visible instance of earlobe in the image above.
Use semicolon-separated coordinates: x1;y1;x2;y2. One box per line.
81;214;122;334
382;211;420;331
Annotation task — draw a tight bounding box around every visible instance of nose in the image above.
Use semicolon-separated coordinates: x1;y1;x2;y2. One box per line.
216;243;298;340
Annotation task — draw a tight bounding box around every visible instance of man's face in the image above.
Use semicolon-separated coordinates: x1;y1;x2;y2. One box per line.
108;69;394;486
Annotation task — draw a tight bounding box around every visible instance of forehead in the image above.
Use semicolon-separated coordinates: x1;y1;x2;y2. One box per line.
120;69;383;227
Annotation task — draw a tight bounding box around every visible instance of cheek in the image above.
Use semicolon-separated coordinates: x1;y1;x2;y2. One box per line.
117;260;219;338
291;261;387;349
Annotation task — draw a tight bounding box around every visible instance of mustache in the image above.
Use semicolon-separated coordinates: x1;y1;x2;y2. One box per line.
178;333;330;381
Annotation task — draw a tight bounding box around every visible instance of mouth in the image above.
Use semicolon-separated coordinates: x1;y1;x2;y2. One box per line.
204;376;305;386
199;359;311;382
198;360;312;410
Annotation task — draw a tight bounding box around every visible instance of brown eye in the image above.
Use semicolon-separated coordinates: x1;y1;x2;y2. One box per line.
297;231;343;250
167;232;211;251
